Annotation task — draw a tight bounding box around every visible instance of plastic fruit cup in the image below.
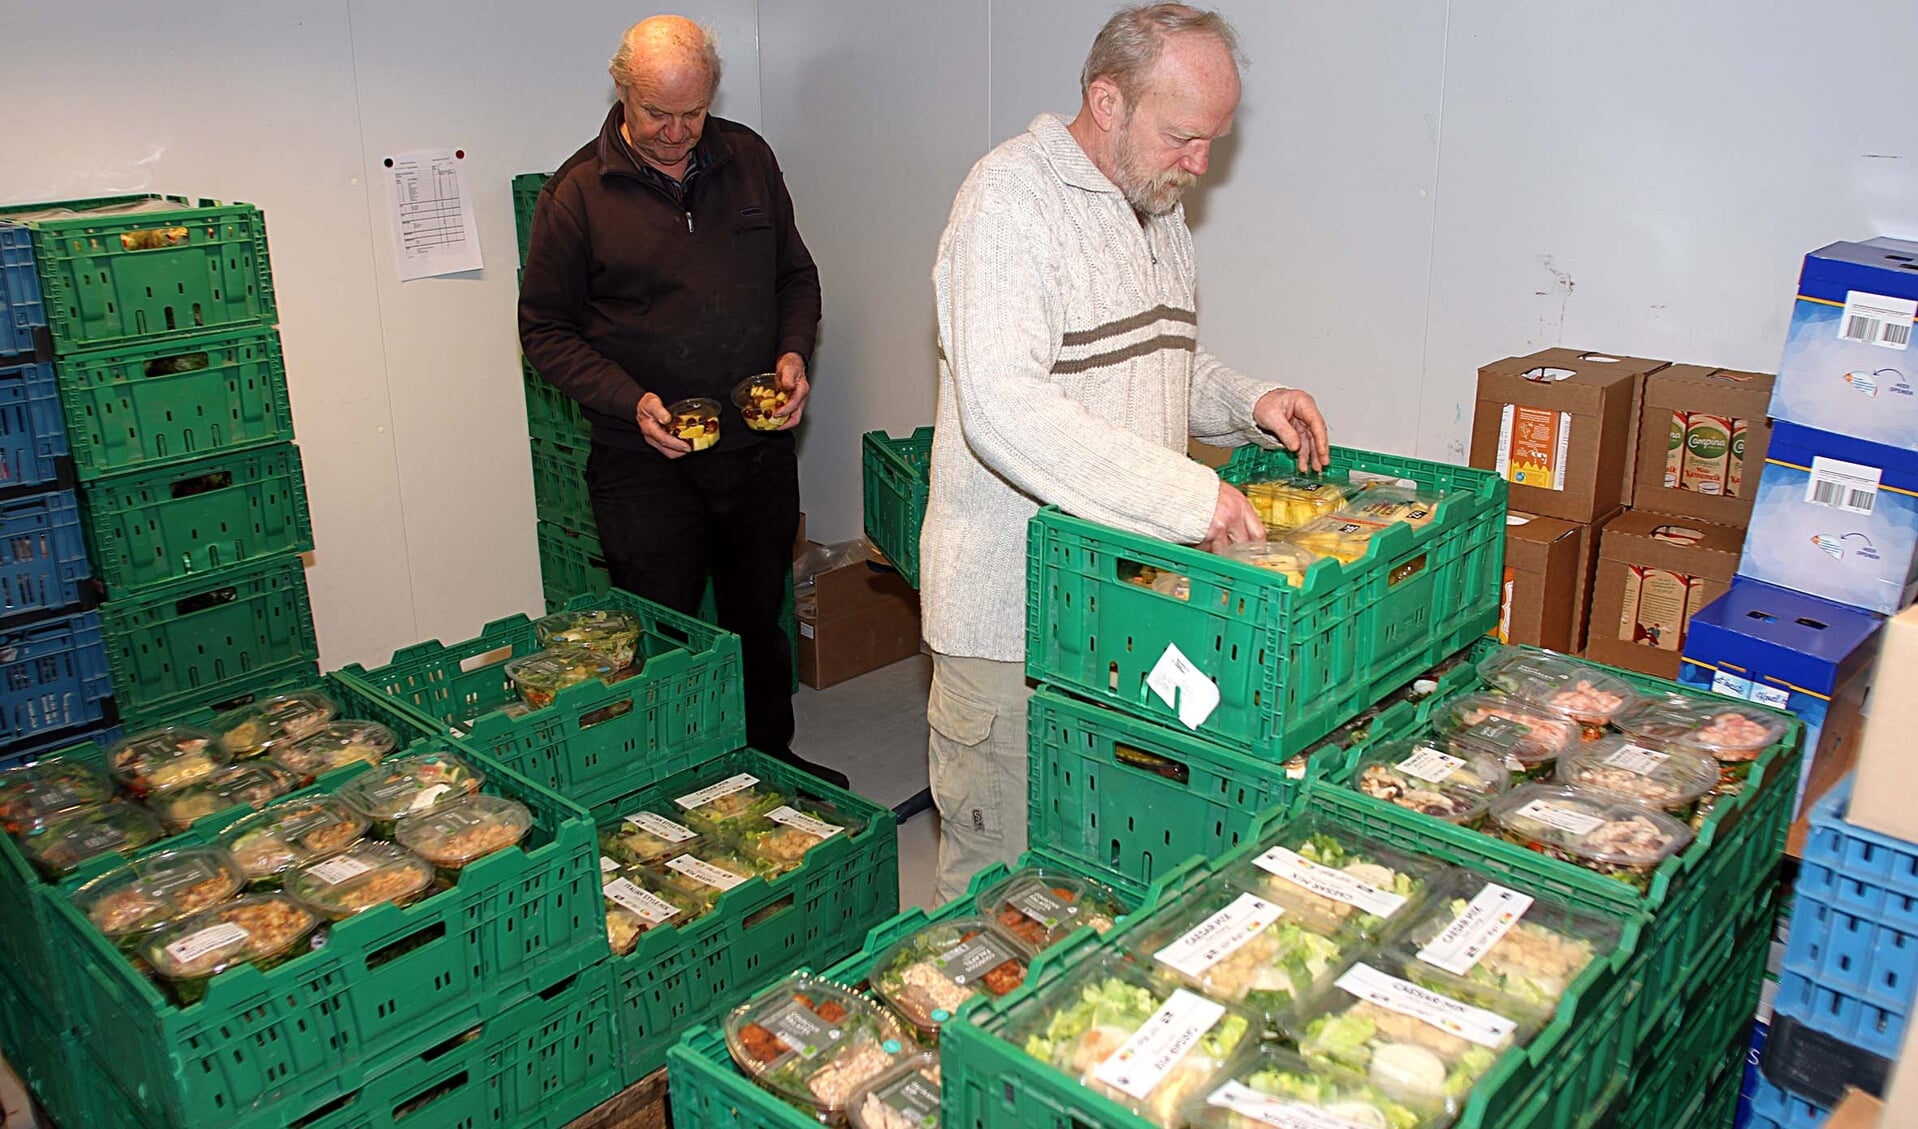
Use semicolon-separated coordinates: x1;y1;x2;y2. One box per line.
666;398;721;451
730;373;791;432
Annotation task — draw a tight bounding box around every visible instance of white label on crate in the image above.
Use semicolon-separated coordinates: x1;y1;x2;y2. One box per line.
1396;745;1467;784
1334;963;1516;1049
1090;989;1228;1101
766;806;844;840
1154;892;1286;979
1513;800;1608;836
665;854;749;891
1416;883;1534;975
1839;290;1916;351
1252;846;1407;920
603;878;682;927
600;854;620;873
1805;456;1882;516
305;855;375;886
1205;1082;1377;1129
1751;684;1791;712
164;922;251;966
1710;670;1755;700
1146;643;1221;730
407;784;453;813
624;811;698;842
674;774;760;812
1603;744;1672;775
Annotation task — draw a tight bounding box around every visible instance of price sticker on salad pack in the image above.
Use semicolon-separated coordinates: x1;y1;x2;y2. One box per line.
1091;988;1229;1100
1416;883;1534;976
304;855;375;886
674;774;760;812
766;806;843;840
1206;1082;1378;1129
603;878;681;927
165;922;251;965
1396;746;1466;784
1253;846;1407;920
1514;800;1607;836
666;854;749;892
1153;892;1286;979
1603;744;1670;775
624;811;697;842
1334;963;1516;1048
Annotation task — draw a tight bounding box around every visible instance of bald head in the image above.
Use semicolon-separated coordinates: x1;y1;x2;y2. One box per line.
610;15;722;97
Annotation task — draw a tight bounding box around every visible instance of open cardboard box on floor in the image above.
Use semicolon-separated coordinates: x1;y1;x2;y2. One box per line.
1585;510;1743;679
795;541;922;689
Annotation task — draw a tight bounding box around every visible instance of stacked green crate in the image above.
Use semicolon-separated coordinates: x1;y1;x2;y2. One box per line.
0;196;318;726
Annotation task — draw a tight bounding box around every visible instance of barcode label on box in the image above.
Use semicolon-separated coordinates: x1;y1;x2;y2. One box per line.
1840;291;1916;351
1805;456;1881;516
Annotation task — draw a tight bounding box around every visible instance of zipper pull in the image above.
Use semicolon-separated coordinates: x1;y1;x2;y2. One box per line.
685;212;695;234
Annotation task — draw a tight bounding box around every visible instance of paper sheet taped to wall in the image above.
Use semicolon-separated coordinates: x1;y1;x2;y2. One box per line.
384;148;483;281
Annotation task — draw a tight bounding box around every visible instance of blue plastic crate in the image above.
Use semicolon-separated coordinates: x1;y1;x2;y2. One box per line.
0;721;119;772
1747;1074;1827;1129
0;223;43;358
0;489;90;621
1772;966;1906;1061
0;610;112;746
1784;887;1918;1013
0;357;68;490
1798;775;1918;933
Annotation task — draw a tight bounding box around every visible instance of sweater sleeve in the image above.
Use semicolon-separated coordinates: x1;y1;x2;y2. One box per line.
768;163;822;365
517;185;646;423
1189;345;1284;449
936;178;1218;545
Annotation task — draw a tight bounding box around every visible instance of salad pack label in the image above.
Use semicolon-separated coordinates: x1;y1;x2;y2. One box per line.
600;854;620;873
166;922;251;964
674;773;760;812
1471;716;1530;751
406;783;454;813
1603;744;1671;775
1091;988;1229;1101
873;1071;941;1124
603;878;681;926
1335;963;1517;1049
1007;884;1075;929
1514;800;1607;836
1254;846;1407;920
306;855;375;886
31;783;80;810
68;824;128;855
666;854;749;891
624;811;698;842
1205;1082;1374;1129
1153;892;1286;979
145;857;225;897
1396;746;1467;784
934;932;1020;987
761;997;842;1060
767;806;844;840
272;809;337;840
1417;883;1534;975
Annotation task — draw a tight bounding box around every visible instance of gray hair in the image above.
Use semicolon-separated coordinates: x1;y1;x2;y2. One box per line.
609;17;723;95
1080;4;1244;102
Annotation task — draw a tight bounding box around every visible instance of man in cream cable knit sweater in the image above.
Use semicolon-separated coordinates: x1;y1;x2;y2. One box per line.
921;3;1331;899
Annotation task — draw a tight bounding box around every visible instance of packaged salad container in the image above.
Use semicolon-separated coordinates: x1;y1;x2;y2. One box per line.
1431;691;1581;781
600;808;706;868
674;772;788;839
1555;735;1718;817
1391;871;1619;1021
504;646;622;710
73;846;246;950
1216;822;1437;940
667;397;722;452
148;761;300;832
1121;881;1353;1021
272;721;398;783
215;690;340;759
1474;647;1638;731
871;915;1029;1038
534;608;642;670
739;801;865;875
1612;695;1790;792
1185;1042;1449;1129
394;794;533;879
1241;477;1351;533
218;795;368;886
725;975;910;1122
1350;740;1511;827
1488;784;1694;891
142;894;321;1004
20;801;166;879
653;845;760;908
1339;485;1446;530
1009;955;1254;1125
974;867;1127;956
107;726;228;797
732;373;793;433
1283;516;1393;566
335;749;485;833
285;841;436;920
847;1051;941;1129
0;758;113;835
1219;541;1320;588
601;859;707;955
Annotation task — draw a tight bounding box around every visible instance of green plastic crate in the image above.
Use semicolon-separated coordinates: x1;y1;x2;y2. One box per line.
530;434;595;535
861;426;931;588
54;325;295;480
538;519;611;611
1027;446;1507;760
1615;920;1771;1129
99;551;319;726
41;739;605;1129
0;968;104;1129
513;172;550;268
523;358;590;445
0;195;277;351
597;747;899;1081
79;441;313;596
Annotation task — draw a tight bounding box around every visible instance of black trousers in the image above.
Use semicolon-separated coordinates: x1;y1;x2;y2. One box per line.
587;439;800;758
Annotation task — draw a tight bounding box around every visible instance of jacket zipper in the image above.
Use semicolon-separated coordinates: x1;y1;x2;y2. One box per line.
685;211;694;234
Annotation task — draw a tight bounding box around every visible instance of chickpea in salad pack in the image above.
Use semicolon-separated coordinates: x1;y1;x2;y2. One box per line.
285;841;437;920
974;867;1127;956
214;690;340;759
1554;735;1719;819
142;894;322;1005
335;748;485;834
72;846;247;952
0;757;114;835
218;795;369;886
1474;647;1639;734
846;1052;941;1129
21;801;166;879
1488;784;1694;892
1393;871;1616;1021
600;808;705;869
1431;690;1581;782
147;761;300;833
1351;740;1511;828
107;726;229;798
871;915;1029;1039
1216;820;1438;941
725;976;911;1122
602;858;708;955
504;646;624;711
738;801;866;876
1240;476;1352;534
1184;1042;1446;1129
394;793;533;880
1612;694;1789;794
674;772;787;839
272;721;398;784
534;608;643;670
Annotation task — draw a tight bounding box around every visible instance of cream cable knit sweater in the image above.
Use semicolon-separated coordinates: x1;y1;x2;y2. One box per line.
922;114;1282;662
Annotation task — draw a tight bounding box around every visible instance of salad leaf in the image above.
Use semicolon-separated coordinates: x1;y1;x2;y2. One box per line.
1021;977;1159;1065
1305;1012;1378;1073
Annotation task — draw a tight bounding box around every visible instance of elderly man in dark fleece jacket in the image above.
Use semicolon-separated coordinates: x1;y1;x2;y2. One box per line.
520;15;843;787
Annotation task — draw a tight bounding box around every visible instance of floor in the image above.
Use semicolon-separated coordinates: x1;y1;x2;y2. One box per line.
790;653;941;910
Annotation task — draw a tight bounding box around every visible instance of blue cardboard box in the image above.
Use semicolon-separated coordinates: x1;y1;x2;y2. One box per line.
1737;420;1918;615
1680;578;1881;818
1770;237;1918;448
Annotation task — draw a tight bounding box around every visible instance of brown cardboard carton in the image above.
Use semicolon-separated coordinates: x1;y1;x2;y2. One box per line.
1630;365;1776;526
1470;348;1666;522
1585;510;1744;678
1568;507;1616;655
1848;602;1918;842
1826;1091;1883;1129
1496;513;1584;652
797;555;922;689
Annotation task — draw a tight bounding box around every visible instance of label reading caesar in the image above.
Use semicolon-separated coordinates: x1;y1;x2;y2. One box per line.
165;921;251;966
674;773;760;812
766;806;844;840
761;997;842;1060
1603;744;1672;775
305;854;375;886
1514;800;1608;836
1396;745;1466;784
1006;884;1075;930
874;1071;941;1125
666;854;748;891
1154;892;1286;979
1253;846;1407;919
624;811;697;842
1416;883;1534;976
1334;963;1517;1048
934;931;1019;987
1206;1082;1377;1129
603;878;681;926
1090;988;1229;1101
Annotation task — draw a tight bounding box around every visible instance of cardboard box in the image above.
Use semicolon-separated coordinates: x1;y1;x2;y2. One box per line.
1770;237;1918;450
796;553;922;689
1496;512;1583;652
1469;347;1667;523
1847;601;1918;841
1585;511;1744;678
1737;420;1918;615
1569;507;1614;655
1631;365;1776;526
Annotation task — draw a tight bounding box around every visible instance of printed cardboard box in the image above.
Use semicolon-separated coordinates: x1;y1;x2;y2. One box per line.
1496;512;1583;653
1586;510;1744;679
1770;237;1918;450
1631;365;1776;526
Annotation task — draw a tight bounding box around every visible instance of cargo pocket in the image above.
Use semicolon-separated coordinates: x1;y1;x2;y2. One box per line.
927;677;1004;843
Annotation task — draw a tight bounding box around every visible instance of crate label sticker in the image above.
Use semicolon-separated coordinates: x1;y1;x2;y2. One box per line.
1495;405;1571;490
665;854;749;891
165;922;251;965
766;806;843;840
1154;892;1286;979
624;811;698;842
873;1071;941;1124
305;854;375;886
1513;799;1607;836
1252;846;1407;920
761;998;843;1060
1839;290;1916;351
934;931;1020;987
1006;884;1076;929
599;854;621;873
1090;988;1229;1101
674;773;760;812
1145;643;1221;729
603;878;681;926
1205;1082;1377;1129
1396;746;1466;784
1805;456;1881;516
406;783;454;813
1416;883;1534;976
1750;684;1790;711
1603;744;1671;775
1334;963;1516;1049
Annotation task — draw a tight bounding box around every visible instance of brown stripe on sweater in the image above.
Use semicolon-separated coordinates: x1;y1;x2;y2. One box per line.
1050;334;1197;375
1058;305;1196;348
